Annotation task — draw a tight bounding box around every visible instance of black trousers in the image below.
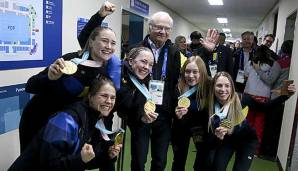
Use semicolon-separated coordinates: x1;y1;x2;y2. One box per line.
129;117;171;171
211;133;258;171
171;118;209;171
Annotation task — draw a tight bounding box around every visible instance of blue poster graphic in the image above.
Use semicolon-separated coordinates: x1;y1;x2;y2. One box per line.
0;0;62;70
0;84;30;134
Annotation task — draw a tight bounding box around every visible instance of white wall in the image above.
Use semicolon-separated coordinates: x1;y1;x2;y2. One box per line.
258;0;298;170
0;0;200;170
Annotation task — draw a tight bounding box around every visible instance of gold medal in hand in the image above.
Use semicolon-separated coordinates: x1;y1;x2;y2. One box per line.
114;132;124;145
178;97;191;108
144;100;156;114
60;61;78;75
220;119;232;130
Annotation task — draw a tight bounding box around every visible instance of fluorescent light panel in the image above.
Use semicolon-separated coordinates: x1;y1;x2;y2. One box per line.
208;0;223;5
217;17;228;23
222;28;231;32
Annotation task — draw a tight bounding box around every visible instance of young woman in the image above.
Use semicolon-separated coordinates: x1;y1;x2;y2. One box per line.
208;72;258;171
114;47;160;171
9;77;122;171
171;56;210;171
19;26;117;152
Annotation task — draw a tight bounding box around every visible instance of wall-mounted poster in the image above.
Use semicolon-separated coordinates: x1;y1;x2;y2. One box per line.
0;0;62;70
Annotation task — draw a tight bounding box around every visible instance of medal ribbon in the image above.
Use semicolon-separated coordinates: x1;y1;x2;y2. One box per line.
95;119;124;141
161;48;168;80
71;51;89;65
214;102;231;120
128;73;152;100
178;86;198;99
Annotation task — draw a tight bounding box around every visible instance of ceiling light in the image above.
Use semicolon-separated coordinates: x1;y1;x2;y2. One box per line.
217;17;228;23
222;28;231;32
208;0;223;5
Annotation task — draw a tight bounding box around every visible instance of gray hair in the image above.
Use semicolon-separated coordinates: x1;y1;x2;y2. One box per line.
149;11;173;27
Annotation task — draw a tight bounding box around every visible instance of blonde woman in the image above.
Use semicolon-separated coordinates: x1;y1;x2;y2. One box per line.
208;72;258;171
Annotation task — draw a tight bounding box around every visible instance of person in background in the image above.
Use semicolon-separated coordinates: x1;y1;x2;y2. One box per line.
19;1;117;153
232;31;255;93
202;32;233;78
9;76;122;171
208;72;258;171
218;32;226;45
171;56;210;171
242;45;275;154
262;34;278;60
175;35;192;57
189;31;203;56
244;40;294;157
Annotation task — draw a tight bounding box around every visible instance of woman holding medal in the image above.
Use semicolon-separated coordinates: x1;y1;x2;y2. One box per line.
171;56;210;171
114;47;160;171
208;72;258;171
19;12;117;152
9;76;122;171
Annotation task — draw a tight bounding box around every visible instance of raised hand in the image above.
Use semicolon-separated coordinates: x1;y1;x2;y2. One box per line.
81;143;95;163
48;58;65;80
199;29;219;52
99;1;116;17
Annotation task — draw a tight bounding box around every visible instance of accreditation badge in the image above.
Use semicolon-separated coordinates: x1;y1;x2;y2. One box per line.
149;80;164;105
236;70;244;83
209;64;217;78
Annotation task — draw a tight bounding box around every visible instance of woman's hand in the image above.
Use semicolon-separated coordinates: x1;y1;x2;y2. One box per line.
141;111;159;123
214;126;228;140
199;29;219;52
175;106;188;119
81;143;95;163
108;144;122;159
99;1;116;17
48;58;65;80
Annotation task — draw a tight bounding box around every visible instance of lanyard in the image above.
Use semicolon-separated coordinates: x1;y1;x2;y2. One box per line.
240;49;244;70
71;51;89;65
161;48;168;80
178;86;198;99
215;102;230;119
128;73;152;100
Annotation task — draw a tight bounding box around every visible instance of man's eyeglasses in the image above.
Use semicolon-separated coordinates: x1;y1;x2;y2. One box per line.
150;24;172;33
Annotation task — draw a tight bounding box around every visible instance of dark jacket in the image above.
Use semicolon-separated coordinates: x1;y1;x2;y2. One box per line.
10;101;115;171
19;52;107;152
131;35;181;118
115;61;149;126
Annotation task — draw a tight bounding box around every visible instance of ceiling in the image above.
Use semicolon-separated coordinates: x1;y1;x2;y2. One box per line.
157;0;279;40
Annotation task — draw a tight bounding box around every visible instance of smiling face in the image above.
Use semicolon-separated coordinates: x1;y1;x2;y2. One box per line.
184;61;200;86
89;29;116;62
89;83;116;117
214;75;231;105
149;13;173;47
129;50;154;80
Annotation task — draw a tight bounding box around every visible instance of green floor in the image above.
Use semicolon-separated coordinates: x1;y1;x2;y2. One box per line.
91;129;279;171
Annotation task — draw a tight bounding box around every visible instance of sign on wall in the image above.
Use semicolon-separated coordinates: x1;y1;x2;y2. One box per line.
0;0;62;70
0;84;30;134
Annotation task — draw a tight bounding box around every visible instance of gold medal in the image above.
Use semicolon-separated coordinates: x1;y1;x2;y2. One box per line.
220;119;232;129
114;132;124;145
178;97;190;108
60;61;78;75
144;100;156;114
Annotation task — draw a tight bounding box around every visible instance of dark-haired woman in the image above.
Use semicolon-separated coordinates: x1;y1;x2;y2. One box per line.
10;77;122;171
